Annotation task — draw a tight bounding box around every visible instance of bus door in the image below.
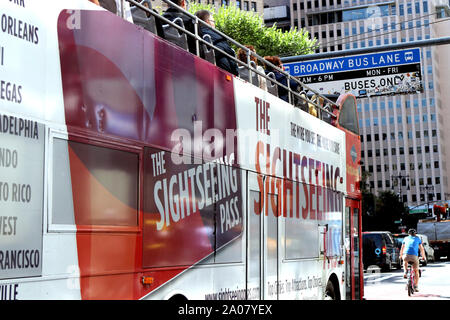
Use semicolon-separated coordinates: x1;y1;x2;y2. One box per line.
344;197;363;299
247;171;280;300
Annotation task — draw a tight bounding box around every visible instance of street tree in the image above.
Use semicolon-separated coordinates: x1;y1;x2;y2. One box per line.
361;171;377;231
373;191;408;232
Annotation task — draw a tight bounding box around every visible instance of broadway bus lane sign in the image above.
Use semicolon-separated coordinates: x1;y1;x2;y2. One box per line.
284;48;423;98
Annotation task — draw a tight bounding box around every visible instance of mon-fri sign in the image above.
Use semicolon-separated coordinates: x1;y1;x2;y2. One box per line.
284;48;423;98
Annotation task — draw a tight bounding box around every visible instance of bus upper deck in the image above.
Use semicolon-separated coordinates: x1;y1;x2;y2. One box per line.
111;0;344;124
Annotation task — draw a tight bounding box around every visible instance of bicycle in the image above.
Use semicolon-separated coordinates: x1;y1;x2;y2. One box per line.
406;262;416;296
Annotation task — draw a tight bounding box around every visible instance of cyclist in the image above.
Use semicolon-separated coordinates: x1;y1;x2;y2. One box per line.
399;228;426;291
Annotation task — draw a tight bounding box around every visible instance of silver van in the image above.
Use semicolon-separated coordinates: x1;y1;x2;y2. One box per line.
417;233;435;265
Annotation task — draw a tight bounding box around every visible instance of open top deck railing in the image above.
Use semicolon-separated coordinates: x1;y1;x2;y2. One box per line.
113;0;340;123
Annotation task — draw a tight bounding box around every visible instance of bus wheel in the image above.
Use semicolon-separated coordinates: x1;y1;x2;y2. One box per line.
168;294;188;303
324;280;337;300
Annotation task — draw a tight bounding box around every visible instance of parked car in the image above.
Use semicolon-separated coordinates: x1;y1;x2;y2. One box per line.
393;233;434;266
363;231;401;271
393;233;408;267
417;233;435;265
393;233;408;251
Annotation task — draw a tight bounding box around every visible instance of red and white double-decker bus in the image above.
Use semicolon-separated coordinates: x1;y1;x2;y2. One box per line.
0;0;362;300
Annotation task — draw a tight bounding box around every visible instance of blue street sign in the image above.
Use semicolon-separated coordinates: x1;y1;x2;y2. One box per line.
284;48;421;77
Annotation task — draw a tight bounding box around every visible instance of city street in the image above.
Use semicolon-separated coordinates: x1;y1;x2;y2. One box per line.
363;261;450;300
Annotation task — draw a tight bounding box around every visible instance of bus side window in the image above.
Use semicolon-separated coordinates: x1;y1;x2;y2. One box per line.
51;138;76;227
51;137;139;229
338;95;359;135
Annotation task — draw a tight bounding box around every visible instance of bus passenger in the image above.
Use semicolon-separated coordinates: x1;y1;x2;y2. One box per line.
162;0;196;54
90;0;133;23
237;45;267;91
195;10;239;76
99;0;116;13
263;56;299;103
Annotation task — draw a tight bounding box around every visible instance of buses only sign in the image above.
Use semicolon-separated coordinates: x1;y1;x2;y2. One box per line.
284;48;423;98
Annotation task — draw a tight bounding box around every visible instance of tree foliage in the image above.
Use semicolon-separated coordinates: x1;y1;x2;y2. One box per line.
362;188;409;232
187;4;317;57
374;191;408;231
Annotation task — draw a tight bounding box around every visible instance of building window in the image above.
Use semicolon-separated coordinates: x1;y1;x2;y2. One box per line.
415;115;420;123
407;3;412;14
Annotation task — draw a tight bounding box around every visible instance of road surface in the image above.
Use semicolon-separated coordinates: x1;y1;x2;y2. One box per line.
363;260;450;300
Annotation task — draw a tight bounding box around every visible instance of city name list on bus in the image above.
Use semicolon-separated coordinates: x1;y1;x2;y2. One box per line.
0;113;44;281
0;0;44;115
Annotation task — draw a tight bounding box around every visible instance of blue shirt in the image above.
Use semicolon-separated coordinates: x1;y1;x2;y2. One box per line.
402;235;422;256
